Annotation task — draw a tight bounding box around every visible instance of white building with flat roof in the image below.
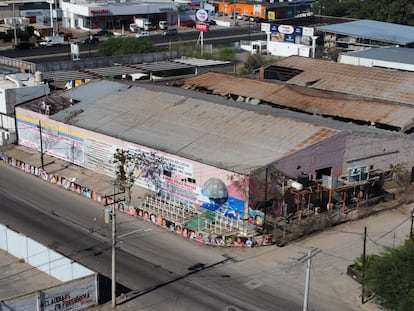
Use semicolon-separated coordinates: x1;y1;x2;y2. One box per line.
60;0;179;31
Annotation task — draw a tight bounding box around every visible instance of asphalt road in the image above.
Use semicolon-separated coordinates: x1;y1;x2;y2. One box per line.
0;163;301;311
0;26;265;62
1;153;410;311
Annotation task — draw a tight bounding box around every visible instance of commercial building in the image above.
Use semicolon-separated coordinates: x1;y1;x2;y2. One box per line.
338;46;414;72
14;51;414;241
60;0;178;31
0;71;50;145
316;19;414;59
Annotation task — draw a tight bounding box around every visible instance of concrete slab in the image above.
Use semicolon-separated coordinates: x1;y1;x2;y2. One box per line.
0;249;61;300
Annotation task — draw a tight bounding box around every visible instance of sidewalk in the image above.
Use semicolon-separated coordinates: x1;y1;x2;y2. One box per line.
0;144;137;206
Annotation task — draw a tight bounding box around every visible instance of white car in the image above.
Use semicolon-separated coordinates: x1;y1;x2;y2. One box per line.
136;31;150;38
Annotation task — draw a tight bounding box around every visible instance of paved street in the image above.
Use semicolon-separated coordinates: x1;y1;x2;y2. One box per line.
91;203;412;311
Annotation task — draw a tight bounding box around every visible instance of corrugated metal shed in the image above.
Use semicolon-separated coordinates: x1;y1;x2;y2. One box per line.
316;20;414;45
42;60;209;82
273;56;414;107
342;46;414;65
173;57;231;67
182;72;414;133
51;80;338;175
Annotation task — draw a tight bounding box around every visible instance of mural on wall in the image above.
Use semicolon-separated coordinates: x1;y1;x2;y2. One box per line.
119;148;247;219
197;177;245;219
16;112;248;220
0;151;271;247
17;117;84;166
84;137;117;175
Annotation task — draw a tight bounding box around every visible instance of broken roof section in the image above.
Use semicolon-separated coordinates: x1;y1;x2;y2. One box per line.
273;56;414;106
182;71;414;133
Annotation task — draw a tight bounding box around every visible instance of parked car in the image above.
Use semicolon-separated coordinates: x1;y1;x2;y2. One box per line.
59;32;73;40
163;29;178;36
95;30;114;37
136;31;150;38
13;41;35;50
81;36;99;44
179;20;195;28
208;20;217;25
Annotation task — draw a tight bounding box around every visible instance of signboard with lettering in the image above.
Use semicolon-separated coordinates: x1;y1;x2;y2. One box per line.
90;8;109;14
40;275;97;311
196;23;209;32
268;23;314;45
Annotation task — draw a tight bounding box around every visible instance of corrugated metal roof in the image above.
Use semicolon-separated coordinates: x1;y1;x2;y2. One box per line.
316;20;414;45
51;80;339;174
274;56;414;107
182;72;414;132
43;70;96;82
62;79;130;104
172;57;231;67
343;46;414;65
42;61;197;82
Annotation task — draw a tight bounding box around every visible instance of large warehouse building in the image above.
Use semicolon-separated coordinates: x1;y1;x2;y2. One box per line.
14;57;414;240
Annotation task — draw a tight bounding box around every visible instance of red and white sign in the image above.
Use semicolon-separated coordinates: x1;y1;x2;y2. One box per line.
90;8;109;14
277;25;294;34
196;23;209;32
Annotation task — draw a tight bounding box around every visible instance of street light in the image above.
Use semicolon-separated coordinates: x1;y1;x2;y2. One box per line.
38;121;44;170
104;182;124;308
105;183;151;308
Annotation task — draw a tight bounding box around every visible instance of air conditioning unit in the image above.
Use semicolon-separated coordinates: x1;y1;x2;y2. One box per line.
348;166;368;183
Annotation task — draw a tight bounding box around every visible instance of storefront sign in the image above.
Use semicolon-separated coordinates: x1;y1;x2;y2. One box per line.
90;8;109;14
196;23;209;32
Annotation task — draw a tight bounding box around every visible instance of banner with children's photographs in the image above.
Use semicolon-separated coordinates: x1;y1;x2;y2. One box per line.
133;206;273;247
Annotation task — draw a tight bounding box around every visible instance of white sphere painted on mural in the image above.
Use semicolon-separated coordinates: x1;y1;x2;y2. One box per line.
290;181;303;191
201;178;228;204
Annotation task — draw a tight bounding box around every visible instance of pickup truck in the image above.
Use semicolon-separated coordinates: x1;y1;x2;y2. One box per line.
39;35;64;47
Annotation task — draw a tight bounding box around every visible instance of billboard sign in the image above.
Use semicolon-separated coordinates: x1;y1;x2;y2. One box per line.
270;24;303;36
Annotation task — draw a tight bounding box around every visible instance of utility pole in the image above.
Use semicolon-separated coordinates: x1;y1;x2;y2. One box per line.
12;3;17;47
38;121;44;170
111;182;116;308
410;209;413;239
299;248;321;311
361;226;367;304
104;183;125;309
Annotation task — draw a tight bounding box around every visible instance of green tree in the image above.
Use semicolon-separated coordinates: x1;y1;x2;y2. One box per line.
365;238;414;311
312;0;414;25
112;149;170;203
240;53;265;75
97;37;155;56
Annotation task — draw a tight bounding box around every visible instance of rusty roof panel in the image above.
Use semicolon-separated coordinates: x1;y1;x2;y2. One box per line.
274;56;414;105
183;72;414;132
184;73;284;98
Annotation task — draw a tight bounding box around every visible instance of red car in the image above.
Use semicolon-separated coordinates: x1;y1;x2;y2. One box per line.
180;20;195;28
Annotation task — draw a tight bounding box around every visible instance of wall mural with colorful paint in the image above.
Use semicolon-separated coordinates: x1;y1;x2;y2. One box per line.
0;150;270;247
15;109;248;220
